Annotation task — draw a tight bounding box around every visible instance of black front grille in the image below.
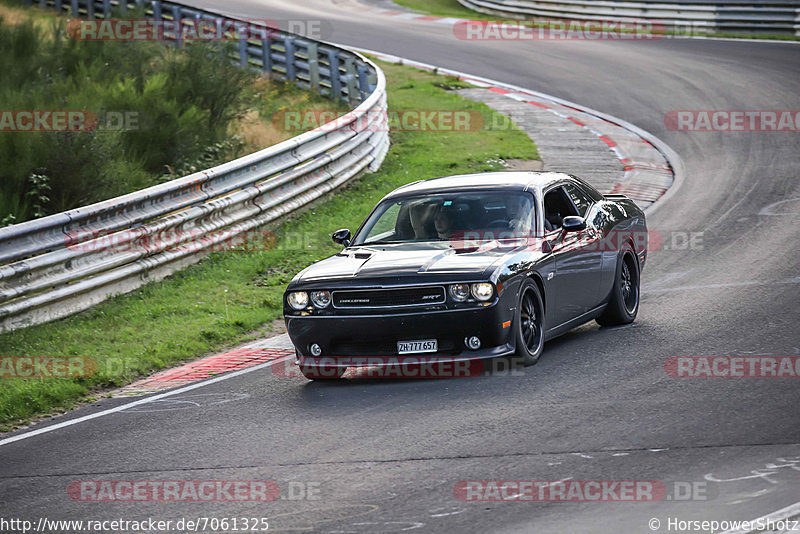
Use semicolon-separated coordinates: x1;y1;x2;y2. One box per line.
332;286;445;308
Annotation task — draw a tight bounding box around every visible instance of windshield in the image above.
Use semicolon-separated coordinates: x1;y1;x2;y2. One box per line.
352;191;536;246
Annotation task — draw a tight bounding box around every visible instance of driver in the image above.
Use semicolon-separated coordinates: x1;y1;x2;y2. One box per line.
433;204;456;239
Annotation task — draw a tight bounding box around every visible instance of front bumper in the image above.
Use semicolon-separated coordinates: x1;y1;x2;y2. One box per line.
285;303;515;366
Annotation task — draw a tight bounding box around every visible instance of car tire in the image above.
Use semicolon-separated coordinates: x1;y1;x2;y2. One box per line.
596;244;640;326
514;279;545;366
299;364;347;380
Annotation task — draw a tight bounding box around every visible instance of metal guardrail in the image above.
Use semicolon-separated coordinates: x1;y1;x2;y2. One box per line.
458;0;800;35
0;0;390;332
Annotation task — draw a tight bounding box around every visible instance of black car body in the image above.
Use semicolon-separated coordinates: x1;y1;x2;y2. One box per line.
283;172;647;378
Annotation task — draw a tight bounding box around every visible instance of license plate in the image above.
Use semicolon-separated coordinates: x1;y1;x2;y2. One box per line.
397;339;438;354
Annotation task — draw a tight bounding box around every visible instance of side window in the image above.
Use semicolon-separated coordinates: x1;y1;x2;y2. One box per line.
543;186;579;231
564;184;592;217
363;202;402;243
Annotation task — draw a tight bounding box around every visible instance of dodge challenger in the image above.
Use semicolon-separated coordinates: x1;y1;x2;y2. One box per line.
283;172;647;379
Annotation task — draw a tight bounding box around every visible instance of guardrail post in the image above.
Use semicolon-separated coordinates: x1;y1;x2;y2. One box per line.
238;23;249;68
193;11;202;41
70;0;78;16
102;0;110;18
344;56;358;104
796;8;800;36
327;50;342;101
307;42;320;92
261;36;273;75
38;0;46;9
214;17;223;42
87;0;95;18
171;5;182;47
357;63;370;101
55;0;62;11
285;37;296;82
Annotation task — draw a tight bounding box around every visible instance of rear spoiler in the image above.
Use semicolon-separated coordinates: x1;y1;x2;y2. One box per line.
604;193;630;200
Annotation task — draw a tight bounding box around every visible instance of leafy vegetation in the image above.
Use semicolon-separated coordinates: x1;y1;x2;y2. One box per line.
0;13;260;223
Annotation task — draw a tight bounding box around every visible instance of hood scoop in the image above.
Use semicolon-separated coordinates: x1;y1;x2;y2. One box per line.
335;250;373;260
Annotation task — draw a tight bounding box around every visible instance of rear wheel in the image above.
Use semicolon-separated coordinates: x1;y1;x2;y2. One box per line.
514;280;545;366
597;245;640;326
299;364;346;380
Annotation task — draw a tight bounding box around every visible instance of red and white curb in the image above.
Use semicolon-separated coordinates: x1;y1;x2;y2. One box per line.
113;345;295;397
350;47;683;214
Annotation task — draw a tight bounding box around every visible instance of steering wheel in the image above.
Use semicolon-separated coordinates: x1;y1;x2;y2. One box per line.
486;219;510;229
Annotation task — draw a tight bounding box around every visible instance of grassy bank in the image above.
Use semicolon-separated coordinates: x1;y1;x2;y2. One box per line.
0;60;538;431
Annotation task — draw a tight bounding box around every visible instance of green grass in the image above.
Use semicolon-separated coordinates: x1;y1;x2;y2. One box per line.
393;0;493;20
0;61;539;430
392;0;800;41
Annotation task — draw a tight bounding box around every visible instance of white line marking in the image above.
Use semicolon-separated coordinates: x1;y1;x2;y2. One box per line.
643;277;800;293
759;198;800;216
717;501;800;534
0;354;293;448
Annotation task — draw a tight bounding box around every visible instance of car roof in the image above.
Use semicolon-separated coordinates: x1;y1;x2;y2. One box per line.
384;171;577;199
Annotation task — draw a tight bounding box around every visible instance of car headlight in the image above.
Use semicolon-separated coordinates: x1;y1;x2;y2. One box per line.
448;283;470;302
287;291;309;310
471;282;494;301
310;290;331;308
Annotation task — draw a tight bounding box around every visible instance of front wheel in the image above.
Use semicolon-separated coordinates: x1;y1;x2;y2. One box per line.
514;280;545;366
597;245;640;326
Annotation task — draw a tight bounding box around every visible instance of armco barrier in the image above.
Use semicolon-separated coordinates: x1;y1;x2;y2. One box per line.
0;0;389;332
458;0;800;35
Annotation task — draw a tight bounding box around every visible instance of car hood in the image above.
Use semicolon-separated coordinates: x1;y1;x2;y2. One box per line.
292;242;542;284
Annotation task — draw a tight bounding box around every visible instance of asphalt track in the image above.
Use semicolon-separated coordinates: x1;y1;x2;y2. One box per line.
1;1;799;532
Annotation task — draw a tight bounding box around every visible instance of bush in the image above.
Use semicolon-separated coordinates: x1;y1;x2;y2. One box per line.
0;16;255;223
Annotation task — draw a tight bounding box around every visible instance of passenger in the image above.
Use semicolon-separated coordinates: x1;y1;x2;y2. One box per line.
506;195;533;235
410;202;436;240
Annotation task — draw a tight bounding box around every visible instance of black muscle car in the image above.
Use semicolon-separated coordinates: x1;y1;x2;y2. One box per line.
283;172;647;379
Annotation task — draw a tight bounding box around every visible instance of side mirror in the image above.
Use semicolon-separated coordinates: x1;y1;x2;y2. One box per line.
561;216;586;232
332;228;351;247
